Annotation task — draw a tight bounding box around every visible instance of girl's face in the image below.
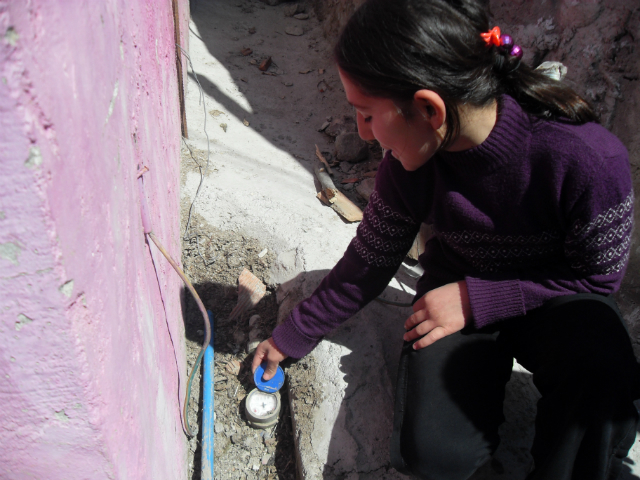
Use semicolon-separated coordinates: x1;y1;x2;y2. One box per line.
339;70;444;171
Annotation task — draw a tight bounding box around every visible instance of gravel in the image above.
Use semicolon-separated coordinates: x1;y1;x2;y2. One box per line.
181;147;297;480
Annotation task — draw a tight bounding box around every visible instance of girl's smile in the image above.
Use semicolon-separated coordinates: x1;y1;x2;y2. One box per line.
339;69;446;171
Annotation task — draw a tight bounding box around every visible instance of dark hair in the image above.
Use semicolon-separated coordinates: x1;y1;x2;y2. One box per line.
334;0;597;148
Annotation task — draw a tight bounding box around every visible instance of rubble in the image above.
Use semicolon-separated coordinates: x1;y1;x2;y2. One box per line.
227;268;267;322
284;25;304;36
355;178;376;201
340;178;360;184
316;80;328;93
225;359;242;376
283;3;303;17
258;57;272;71
323;116;357;137
335;132;369;162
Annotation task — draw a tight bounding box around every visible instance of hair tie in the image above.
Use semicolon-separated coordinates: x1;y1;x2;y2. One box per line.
481;26;523;60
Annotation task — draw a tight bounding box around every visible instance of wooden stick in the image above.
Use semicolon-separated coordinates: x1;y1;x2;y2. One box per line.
314;163;338;203
172;0;188;138
314;163;363;222
315;144;333;175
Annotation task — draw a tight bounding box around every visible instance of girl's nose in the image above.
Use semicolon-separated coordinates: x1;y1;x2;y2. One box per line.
356;112;375;141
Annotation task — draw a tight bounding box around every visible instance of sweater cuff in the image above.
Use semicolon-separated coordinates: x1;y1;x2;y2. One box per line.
465;276;526;329
272;318;320;359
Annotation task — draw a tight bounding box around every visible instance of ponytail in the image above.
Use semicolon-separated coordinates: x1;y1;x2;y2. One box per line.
491;44;597;123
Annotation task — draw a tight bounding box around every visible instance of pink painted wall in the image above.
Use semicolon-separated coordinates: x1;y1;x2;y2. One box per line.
0;1;190;479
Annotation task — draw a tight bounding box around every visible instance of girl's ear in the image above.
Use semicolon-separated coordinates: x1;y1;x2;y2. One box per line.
413;90;446;131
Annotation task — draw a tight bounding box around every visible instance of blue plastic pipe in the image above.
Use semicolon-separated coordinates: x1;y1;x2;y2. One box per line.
201;311;215;480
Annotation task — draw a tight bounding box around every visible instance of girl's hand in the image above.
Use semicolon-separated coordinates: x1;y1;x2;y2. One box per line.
403;281;471;350
251;337;288;381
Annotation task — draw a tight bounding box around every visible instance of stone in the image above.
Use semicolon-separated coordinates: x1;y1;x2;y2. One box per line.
294;13;309;20
283;3;301;16
249;314;261;327
247;339;260;353
356;178;376;201
535;61;567;81
244;436;259;449
335;132;368;162
225;359;242;375
324;117;357;137
318;121;330;132
285;26;304;36
259;57;272;71
248;328;262;341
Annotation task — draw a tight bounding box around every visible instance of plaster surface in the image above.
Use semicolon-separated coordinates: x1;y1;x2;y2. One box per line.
0;1;189;478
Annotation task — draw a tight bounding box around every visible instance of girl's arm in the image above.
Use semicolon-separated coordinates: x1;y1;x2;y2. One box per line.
268;156;423;359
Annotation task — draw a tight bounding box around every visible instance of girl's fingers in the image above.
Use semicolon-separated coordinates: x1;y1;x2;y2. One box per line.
263;358;279;381
404;308;430;330
412;295;427;313
412;326;448;350
251;340;268;373
403;318;436;342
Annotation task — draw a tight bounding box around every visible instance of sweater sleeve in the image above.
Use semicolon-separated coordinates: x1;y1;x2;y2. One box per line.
272;161;421;359
465;151;634;329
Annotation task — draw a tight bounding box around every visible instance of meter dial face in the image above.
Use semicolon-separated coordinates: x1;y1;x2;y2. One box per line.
248;391;278;418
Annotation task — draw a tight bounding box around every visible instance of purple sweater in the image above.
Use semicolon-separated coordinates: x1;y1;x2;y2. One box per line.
273;95;634;359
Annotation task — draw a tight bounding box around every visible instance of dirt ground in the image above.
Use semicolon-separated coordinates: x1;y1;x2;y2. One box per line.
178;0;389;474
180;155;283;480
180;144;328;480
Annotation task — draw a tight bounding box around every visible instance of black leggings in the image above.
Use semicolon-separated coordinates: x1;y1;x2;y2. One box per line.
390;294;640;480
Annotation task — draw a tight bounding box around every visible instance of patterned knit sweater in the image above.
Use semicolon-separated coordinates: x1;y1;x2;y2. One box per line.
273;95;634;359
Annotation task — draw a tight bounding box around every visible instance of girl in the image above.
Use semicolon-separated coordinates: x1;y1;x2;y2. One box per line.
253;0;639;478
